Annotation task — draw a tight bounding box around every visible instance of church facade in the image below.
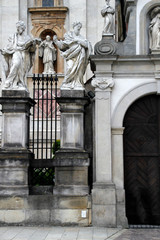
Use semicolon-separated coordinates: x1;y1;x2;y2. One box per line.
0;0;160;228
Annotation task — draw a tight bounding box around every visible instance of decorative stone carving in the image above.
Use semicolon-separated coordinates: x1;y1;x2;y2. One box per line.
92;77;114;90
101;0;115;35
0;21;40;91
39;35;57;74
94;35;117;55
53;22;92;89
149;7;160;52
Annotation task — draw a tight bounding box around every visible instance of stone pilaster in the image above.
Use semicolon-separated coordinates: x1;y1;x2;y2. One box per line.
91;76;116;227
0;90;35;196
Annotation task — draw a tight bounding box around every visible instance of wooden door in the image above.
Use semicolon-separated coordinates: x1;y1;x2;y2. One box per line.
124;95;160;225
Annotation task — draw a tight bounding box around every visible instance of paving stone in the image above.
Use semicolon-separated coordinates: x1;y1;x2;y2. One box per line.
2;227;160;240
0;227;24;240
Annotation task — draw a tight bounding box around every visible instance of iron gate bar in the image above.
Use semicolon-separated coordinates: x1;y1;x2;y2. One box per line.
42;74;44;159
54;74;58;153
37;74;40;159
32;74;36;154
50;75;53;159
46;74;48;160
31;74;59;161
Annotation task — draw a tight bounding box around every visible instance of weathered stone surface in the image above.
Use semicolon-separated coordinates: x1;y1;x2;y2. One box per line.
58;196;88;209
0;186;29;196
0;197;25;210
116;189;125;204
117;203;128;228
92;205;116;227
29;186;53;195
51;209;89;226
61;89;85;98
55;167;88;185
26;195;58;209
0;210;26;224
2;90;29;98
53;185;89;196
92;188;116;205
26;210;50;223
0;195;90;225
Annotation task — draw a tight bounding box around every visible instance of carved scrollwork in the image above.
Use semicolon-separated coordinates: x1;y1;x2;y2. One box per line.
91;77;114;90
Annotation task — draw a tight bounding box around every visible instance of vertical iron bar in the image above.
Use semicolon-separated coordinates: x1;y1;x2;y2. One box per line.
55;75;58;153
50;75;53;158
46;74;49;159
42;74;44;160
37;74;40;159
32;74;36;153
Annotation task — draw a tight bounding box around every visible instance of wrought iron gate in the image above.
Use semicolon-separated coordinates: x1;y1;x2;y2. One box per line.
29;74;60;191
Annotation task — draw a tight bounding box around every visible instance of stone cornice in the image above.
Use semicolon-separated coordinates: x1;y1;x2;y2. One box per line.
29;7;68;13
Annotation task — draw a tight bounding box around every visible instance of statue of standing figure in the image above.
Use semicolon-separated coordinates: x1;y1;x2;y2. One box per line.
53;22;92;89
101;0;115;35
0;20;40;90
39;35;57;74
149;7;160;51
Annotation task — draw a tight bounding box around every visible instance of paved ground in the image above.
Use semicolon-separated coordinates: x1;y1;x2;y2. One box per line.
0;227;120;240
0;227;160;240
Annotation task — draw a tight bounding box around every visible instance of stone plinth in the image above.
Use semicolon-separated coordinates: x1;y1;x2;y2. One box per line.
53;149;90;196
0;90;35;196
94;34;117;55
56;91;89;150
53;89;90;224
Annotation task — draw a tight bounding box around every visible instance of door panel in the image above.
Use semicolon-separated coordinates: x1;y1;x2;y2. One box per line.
124;95;160;225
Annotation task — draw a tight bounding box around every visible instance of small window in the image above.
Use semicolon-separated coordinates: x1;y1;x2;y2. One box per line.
42;0;54;7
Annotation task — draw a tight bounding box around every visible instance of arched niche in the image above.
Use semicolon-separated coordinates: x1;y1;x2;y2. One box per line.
139;0;160;55
37;29;58;74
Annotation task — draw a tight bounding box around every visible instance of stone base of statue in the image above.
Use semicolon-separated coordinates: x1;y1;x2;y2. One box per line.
0;90;35;196
53;89;90;196
94;33;117;55
151;49;160;55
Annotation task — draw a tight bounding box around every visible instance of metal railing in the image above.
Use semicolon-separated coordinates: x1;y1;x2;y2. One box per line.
29;74;60;188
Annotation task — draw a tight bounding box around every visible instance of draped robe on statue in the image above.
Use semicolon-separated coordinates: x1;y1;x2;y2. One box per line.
1;33;36;89
101;5;115;34
56;31;92;87
149;13;160;50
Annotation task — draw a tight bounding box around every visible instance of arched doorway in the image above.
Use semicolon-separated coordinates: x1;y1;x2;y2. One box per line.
123;94;160;225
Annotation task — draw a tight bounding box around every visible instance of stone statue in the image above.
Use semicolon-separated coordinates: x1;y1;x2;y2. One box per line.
39;35;57;74
53;22;92;89
149;7;160;51
101;0;115;35
0;21;40;91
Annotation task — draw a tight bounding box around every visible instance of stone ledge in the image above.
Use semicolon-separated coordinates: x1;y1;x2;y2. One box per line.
0;186;29;197
53;185;89;196
2;90;29;98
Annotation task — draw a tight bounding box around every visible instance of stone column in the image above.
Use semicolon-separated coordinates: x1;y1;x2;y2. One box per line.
0;90;35;196
53;90;90;196
91;76;117;227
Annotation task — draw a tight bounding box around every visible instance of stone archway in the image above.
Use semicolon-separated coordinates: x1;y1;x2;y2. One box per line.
123;94;160;225
111;82;157;226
